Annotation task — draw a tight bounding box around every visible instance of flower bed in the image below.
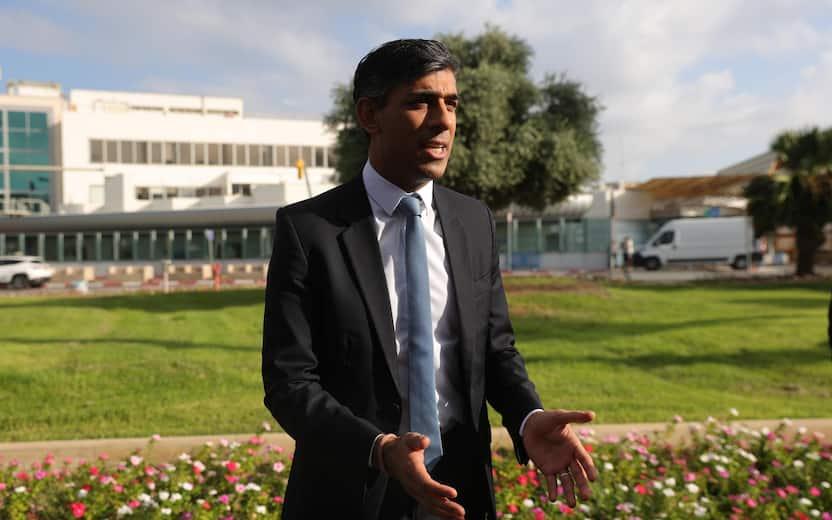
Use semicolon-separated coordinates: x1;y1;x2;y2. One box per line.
1;416;830;519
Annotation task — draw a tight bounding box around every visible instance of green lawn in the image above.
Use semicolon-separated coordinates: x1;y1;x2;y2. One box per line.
0;278;830;441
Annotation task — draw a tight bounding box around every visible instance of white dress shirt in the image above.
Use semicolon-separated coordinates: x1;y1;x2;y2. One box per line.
362;161;466;434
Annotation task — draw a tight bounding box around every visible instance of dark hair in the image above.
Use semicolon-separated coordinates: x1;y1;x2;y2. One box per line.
353;39;458;106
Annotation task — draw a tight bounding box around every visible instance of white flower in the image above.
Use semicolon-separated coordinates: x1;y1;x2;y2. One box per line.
800;498;812;506
180;482;194;491
578;504;591;514
522;498;534;508
256;505;268;514
161;509;171;516
178;453;191;461
729;408;739;416
78;489;88;498
209;489;217;496
665;477;676;487
603;462;614;471
193;461;206;473
116;505;133;517
14;486;26;493
794;460;805;469
807;452;821;461
158;491;170;501
798;426;808;435
700;496;711;503
761;427;771;436
652;481;663;490
821;481;831;489
686;483;700;494
781;418;793;427
663;488;675;497
693;505;707;517
129;455;143;466
170;493;182;502
262;421;272;432
618;484;629;492
811;510;820;518
246;482;262;492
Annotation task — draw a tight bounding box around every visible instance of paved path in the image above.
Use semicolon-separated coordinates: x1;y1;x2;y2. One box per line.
2;418;830;466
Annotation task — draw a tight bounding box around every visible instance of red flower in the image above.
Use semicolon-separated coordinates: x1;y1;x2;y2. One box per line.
584;444;594;453
635;483;647;495
89;467;99;476
69;502;86;518
225;461;239;472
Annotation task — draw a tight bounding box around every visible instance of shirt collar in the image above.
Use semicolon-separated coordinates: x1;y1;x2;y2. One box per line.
362;160;434;217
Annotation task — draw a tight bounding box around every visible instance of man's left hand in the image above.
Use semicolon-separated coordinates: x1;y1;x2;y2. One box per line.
522;409;598;507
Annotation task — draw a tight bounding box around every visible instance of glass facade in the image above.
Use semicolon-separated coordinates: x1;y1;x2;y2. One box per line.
0;109;52;208
0;225;274;262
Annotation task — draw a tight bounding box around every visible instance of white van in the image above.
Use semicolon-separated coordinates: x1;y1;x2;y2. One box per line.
633;217;760;270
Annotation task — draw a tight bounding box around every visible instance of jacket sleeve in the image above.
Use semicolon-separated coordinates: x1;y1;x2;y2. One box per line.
262;208;382;470
481;204;543;464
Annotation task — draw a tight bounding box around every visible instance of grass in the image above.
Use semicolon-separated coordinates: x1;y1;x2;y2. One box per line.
0;278;830;442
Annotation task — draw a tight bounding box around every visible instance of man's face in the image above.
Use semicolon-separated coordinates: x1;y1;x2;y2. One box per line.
366;68;458;191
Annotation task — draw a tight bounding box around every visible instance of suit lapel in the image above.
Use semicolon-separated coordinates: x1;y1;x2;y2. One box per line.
337;177;401;397
433;186;477;425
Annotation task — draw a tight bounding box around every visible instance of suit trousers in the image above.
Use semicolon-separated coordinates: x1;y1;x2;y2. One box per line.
378;423;492;520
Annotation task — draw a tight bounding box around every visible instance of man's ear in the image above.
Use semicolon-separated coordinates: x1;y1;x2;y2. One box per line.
356;97;381;135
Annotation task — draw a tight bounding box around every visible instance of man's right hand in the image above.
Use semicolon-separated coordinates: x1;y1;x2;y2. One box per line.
378;432;465;520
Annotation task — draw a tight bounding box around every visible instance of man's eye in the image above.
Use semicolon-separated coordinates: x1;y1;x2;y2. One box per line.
446;101;458;111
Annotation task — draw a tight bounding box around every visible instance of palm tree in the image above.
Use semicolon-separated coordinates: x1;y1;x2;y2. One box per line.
743;127;832;276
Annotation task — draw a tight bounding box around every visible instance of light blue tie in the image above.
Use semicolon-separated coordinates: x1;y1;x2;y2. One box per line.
398;195;442;467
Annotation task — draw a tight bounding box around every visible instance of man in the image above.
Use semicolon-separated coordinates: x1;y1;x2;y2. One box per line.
262;39;596;520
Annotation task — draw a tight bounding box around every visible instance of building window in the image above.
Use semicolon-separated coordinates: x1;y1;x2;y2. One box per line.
327;147;337;168
151;142;162;164
90;140;104;163
166;187;178;198
232;183;251;196
249;145;261;166
194;143;206;165
262;145;273;166
221;144;233;165
208;143;220;165
106;140;118;163
315;146;325;167
234;144;246;166
136;187;150;200
136;142;148;164
275;145;288;166
178;142;192;165
164;142;176;164
288;146;300;166
302;146;314;167
121;141;134;163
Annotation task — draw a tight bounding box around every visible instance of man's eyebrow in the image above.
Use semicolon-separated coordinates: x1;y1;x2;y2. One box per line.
406;90;460;101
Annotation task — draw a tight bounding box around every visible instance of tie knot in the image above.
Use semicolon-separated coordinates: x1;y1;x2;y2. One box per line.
398;195;422;217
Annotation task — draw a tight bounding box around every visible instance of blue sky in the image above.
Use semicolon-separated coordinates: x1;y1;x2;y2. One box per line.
1;0;831;183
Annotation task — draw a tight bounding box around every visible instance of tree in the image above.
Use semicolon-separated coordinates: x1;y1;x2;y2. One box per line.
324;26;603;210
743;127;832;276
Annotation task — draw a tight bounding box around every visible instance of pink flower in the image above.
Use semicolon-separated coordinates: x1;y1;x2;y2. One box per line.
129;455;142;466
507;504;518;514
772;460;782;467
517;475;528;486
235;483;246;493
0;483;6;490
685;473;697;482
113;485;123;493
219;494;230;504
559;503;574;514
747;479;757;486
746;498;757;508
35;471;46;480
248;436;265;445
70;502;86;518
533;507;545;520
776;488;788;498
635;484;647;495
128;500;140;508
273;462;285;473
225;475;239;483
151;434;161;441
810;487;821;497
225;461;239;472
822;512;831;520
786;485;799;495
718;469;730;478
273;496;284;503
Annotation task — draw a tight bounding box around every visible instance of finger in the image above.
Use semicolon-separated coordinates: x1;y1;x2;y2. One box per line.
548;410;595;425
426;496;465;519
571;460;592;501
544;473;558;502
559;470;577;508
576;445;598;481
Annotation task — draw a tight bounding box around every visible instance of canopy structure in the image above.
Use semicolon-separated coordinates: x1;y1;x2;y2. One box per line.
633;174;763;200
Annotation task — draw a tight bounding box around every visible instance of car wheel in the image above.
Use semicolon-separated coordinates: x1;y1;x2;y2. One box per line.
645;257;661;271
10;274;29;289
733;256;748;270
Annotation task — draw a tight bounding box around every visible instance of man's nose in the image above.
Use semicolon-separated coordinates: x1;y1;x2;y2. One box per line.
427;102;454;130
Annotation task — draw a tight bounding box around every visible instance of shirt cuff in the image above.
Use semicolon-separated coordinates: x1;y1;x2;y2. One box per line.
519;409;544;437
368;433;385;467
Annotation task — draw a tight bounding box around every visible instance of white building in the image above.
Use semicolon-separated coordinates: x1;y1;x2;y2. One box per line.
2;81;338;216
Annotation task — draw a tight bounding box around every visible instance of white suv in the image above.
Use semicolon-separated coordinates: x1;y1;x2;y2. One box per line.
0;256;55;289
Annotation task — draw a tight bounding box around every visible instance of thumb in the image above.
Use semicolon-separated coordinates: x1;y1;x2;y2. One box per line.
543;410;596;427
402;432;430;451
